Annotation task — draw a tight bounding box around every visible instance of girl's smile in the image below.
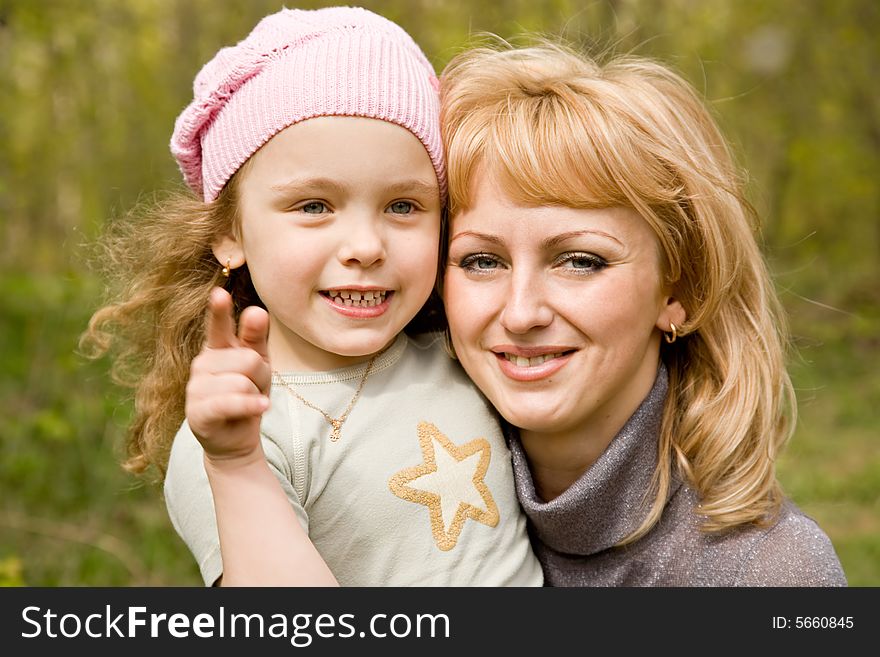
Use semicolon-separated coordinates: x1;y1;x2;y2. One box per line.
320;288;394;318
215;116;442;372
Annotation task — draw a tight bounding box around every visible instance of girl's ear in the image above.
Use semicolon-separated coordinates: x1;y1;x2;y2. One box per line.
656;294;687;334
211;234;246;270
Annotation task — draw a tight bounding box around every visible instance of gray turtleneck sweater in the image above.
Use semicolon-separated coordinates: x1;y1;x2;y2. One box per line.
508;367;848;586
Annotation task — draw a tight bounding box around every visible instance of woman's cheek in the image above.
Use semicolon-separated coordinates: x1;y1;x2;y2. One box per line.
446;274;487;336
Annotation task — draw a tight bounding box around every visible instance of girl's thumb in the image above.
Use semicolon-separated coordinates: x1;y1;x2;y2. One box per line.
238;306;270;361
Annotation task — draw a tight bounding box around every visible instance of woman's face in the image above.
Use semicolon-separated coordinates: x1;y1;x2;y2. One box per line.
444;172;683;437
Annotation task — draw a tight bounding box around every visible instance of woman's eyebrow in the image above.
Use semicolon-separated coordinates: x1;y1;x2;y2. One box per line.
448;230;504;245
542;230;624;249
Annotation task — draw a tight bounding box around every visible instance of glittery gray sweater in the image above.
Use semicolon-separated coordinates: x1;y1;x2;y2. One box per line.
508;367;848;586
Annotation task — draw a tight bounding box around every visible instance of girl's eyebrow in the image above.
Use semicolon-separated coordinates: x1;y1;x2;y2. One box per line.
270;177;347;195
269;177;438;198
382;180;440;199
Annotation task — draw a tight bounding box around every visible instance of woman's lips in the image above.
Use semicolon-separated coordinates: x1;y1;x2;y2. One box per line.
492;347;575;381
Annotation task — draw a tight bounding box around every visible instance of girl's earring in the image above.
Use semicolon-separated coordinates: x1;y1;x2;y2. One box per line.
221;258;231;278
664;322;678;344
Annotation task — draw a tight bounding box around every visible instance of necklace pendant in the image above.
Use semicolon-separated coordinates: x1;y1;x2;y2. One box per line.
274;353;376;444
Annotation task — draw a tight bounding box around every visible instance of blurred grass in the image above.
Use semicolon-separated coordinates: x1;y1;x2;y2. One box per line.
777;299;880;587
0;271;201;586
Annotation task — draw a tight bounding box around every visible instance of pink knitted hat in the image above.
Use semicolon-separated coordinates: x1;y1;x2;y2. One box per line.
170;6;445;202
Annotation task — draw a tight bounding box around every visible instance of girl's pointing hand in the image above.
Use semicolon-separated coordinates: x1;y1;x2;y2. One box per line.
185;287;271;466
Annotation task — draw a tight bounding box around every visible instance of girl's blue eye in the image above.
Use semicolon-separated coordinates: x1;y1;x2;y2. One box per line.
301;201;328;214
389;201;414;215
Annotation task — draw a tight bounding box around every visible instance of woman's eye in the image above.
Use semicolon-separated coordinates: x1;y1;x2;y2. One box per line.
388;201;415;215
558;252;607;272
459;253;502;271
300;201;328;214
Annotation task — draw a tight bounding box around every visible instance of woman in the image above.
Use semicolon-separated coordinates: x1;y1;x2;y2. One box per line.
439;43;847;585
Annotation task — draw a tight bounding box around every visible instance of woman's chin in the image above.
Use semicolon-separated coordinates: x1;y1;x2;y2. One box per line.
495;401;574;435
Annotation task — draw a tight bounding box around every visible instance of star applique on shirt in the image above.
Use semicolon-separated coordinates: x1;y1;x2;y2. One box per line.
388;421;500;551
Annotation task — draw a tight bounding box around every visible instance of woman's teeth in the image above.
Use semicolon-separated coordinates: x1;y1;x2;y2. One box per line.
328;290;387;307
504;352;564;367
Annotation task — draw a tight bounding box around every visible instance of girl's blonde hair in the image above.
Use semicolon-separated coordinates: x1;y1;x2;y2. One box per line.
82;169;444;478
440;42;795;538
80;175;259;477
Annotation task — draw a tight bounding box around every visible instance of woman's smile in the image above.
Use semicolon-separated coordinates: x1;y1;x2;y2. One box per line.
491;345;576;381
444;173;682;436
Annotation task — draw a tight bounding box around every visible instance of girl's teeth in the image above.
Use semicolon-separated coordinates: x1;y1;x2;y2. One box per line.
328;290;387;307
505;352;563;367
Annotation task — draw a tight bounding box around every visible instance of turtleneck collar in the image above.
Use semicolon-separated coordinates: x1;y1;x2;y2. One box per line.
507;364;678;556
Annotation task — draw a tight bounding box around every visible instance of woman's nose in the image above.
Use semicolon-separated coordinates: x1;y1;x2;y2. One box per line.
499;270;553;334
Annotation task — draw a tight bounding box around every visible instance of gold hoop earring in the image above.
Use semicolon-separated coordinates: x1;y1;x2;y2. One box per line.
221;258;231;278
664;322;678;344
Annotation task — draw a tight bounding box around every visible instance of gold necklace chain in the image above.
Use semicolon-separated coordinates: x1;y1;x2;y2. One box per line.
272;354;378;442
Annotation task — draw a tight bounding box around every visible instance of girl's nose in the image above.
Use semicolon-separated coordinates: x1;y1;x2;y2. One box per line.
337;216;386;268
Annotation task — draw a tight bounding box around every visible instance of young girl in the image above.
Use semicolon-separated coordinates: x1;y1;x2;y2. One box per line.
84;6;542;587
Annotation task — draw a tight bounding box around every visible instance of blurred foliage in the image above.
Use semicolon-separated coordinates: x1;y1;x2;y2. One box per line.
1;0;877;586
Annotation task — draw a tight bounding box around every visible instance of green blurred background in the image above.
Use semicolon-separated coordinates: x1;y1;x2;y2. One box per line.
1;0;877;586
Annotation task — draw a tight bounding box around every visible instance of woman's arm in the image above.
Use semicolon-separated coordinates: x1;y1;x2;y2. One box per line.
734;508;847;587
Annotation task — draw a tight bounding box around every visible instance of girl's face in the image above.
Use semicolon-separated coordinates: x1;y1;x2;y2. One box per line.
443;172;684;438
220;116;441;372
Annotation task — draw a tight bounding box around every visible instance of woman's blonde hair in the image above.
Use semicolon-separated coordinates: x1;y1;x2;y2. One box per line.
440;42;796;537
80;173;262;478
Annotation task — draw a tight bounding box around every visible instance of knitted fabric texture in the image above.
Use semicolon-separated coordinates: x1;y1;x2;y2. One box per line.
508;366;848;586
170;6;445;201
